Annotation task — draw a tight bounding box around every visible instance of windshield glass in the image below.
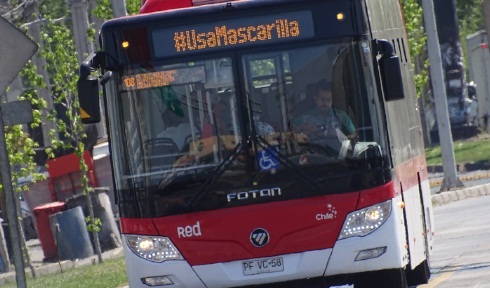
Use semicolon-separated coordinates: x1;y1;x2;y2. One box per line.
241;41;386;169
116;57;242;181
110;41;390;218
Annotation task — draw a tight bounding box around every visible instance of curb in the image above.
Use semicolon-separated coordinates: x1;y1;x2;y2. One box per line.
429;171;490;187
431;182;490;206
427;162;490;174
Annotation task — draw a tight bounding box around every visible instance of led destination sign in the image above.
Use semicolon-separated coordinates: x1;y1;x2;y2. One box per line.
152;11;314;57
121;65;205;90
174;19;300;52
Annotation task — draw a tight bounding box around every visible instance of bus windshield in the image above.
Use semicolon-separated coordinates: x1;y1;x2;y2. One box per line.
110;40;390;218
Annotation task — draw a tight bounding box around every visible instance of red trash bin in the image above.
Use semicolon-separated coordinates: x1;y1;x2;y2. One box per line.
33;202;66;260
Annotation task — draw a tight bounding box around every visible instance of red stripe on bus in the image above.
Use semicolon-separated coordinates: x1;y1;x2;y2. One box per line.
357;182;395;209
149;194;359;265
120;218;157;235
119;156;430;266
140;0;192;13
393;154;428;196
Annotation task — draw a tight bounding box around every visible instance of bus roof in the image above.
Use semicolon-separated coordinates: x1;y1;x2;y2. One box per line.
104;0;347;28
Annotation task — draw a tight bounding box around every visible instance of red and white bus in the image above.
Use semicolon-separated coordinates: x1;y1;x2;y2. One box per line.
78;0;434;287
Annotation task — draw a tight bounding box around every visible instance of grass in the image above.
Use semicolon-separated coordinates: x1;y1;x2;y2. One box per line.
2;257;128;288
425;138;490;166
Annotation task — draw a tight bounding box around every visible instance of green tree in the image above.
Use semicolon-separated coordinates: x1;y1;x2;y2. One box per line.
15;61;48;188
457;0;485;34
93;0;141;20
402;0;486;98
402;0;429;100
2;61;49;276
126;0;142;15
39;16;104;263
40;19;84;155
456;0;485;78
8;0;105;263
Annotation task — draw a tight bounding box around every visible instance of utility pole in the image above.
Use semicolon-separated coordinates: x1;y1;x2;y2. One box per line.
111;0;127;18
421;0;464;192
25;19;57;147
484;0;490;46
0;110;26;286
70;0;107;139
68;0;103;263
68;0;94;63
0;101;34;288
0;16;38;287
483;0;490;131
433;0;466;129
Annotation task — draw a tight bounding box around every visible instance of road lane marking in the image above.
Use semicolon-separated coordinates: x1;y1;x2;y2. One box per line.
419;271;456;288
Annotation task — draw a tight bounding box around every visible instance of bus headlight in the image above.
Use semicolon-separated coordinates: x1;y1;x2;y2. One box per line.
126;235;183;262
338;200;392;239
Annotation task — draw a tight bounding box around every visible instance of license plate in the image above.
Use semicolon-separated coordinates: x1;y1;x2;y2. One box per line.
242;257;284;276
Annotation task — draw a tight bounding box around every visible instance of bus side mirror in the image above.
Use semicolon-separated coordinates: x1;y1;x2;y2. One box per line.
379;54;404;101
78;56;101;124
77;76;101;124
374;39;405;101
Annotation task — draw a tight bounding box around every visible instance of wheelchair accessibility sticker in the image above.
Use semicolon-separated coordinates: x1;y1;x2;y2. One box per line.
258;149;279;171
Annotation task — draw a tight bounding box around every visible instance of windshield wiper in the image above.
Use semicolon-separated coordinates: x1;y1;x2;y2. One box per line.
184;142;246;211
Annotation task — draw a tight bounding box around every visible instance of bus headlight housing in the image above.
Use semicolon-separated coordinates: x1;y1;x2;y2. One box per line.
338;200;392;239
126;235;183;262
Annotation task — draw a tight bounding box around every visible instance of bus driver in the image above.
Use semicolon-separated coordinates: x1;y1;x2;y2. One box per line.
294;79;356;142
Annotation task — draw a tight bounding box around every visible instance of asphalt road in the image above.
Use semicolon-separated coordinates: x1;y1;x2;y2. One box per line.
419;195;490;288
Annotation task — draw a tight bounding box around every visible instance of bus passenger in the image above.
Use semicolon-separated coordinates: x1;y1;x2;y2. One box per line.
293;79;356;142
159;92;199;152
191;90;233;138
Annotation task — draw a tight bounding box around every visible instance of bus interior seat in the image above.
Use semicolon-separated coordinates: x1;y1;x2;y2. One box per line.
158;123;197;151
145;138;181;172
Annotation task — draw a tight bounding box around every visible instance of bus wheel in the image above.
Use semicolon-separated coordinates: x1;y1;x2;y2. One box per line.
355;269;408;288
406;259;431;286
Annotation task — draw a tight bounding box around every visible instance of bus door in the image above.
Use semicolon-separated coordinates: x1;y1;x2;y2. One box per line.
241;53;296;171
